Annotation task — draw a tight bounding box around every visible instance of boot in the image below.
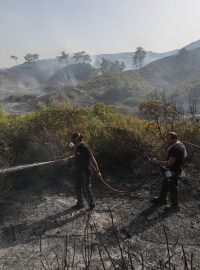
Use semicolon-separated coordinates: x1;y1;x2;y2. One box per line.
164;204;180;212
88;203;95;211
73;202;85;210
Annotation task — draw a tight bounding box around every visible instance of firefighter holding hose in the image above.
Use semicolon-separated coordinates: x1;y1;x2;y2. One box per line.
150;132;187;212
66;133;101;210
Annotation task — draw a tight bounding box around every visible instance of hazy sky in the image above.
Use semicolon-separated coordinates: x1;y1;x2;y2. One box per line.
1;0;200;67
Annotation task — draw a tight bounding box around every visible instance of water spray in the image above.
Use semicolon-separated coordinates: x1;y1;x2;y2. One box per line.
0;158;69;175
0;141;76;175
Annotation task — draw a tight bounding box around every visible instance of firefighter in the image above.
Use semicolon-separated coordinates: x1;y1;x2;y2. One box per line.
150;132;187;211
69;133;101;210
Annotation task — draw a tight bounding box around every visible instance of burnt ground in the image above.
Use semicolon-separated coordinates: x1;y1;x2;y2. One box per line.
0;170;200;269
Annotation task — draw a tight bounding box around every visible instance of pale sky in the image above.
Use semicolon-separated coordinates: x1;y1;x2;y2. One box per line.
1;0;200;67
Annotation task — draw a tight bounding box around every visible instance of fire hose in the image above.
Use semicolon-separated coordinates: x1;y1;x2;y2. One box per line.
90;163;148;193
91;139;200;193
0;140;199;193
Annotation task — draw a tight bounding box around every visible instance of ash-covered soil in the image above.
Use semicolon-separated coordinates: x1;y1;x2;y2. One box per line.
0;173;200;269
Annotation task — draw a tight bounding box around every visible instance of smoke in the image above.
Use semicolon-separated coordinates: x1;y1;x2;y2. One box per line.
0;72;41;100
0;58;80;99
0;56;97;114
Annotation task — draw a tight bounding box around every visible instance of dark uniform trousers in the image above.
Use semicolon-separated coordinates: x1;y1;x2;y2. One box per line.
160;174;179;206
75;170;94;206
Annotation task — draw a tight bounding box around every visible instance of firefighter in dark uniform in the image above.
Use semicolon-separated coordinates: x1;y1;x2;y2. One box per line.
69;133;101;210
150;132;187;211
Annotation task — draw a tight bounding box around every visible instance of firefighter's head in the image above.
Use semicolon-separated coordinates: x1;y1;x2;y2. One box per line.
166;132;178;145
71;132;83;146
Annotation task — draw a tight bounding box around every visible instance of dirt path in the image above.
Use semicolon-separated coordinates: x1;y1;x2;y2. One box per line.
0;177;200;269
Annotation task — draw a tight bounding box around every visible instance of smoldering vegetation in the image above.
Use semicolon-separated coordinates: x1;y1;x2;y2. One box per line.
0;102;200;269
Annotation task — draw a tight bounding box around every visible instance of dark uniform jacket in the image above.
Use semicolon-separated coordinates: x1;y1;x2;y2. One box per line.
167;142;187;175
75;143;93;175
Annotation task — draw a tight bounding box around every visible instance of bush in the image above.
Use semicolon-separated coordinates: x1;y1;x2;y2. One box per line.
0;103;199;190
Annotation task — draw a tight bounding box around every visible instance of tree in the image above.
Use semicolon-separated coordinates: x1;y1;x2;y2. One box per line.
110;61;126;72
57;51;69;65
24;53;39;63
176;48;189;64
10;55;18;65
119;61;126;71
99;58;110;73
133;46;146;69
139;99;181;140
73;51;91;63
99;58;126;74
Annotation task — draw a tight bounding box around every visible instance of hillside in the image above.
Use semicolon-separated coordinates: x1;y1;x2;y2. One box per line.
0;67;154;114
139;47;200;89
135;46;200;110
90;45;200;111
1;39;200;114
0;69;42;100
0;61;97;96
0;62;99;113
75;71;154;110
93;50;178;70
93;39;200;70
184;39;200;50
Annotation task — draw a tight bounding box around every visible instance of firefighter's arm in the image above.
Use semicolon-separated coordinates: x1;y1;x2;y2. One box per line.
152;156;176;167
90;155;101;176
56;155;75;164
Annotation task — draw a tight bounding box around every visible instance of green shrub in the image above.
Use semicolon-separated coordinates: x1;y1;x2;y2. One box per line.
0;103;199;190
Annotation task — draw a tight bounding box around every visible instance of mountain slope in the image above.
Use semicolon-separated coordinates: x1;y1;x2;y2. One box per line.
93;50;178;70
0;62;97;100
184;39;200;50
1;39;200;114
139;47;200;89
93;39;200;70
59;71;154;114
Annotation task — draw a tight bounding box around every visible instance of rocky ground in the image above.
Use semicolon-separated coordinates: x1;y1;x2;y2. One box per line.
0;172;200;269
